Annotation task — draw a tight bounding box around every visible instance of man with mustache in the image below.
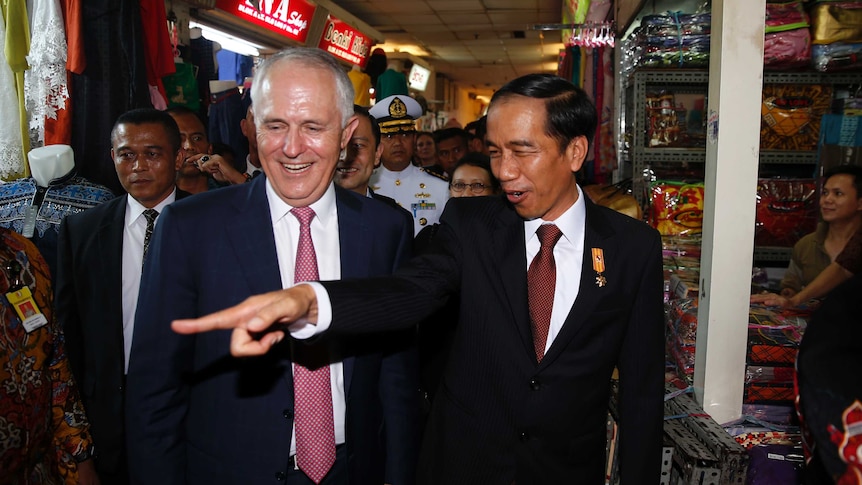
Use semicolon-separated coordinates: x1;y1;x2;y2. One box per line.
368;95;449;235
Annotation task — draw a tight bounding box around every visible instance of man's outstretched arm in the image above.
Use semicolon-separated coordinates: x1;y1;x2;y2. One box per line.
171;283;321;356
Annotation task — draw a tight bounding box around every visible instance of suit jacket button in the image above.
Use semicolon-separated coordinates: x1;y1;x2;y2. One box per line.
282;409;293;419
529;378;541;391
519;432;530;442
275;471;286;481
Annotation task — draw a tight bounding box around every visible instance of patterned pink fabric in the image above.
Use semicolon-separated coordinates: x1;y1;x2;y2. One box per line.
290;207;335;484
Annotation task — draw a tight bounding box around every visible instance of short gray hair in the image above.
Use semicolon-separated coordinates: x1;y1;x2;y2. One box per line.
251;47;354;128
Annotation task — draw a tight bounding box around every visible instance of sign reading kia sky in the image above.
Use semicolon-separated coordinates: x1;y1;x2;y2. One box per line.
317;15;373;68
217;0;316;44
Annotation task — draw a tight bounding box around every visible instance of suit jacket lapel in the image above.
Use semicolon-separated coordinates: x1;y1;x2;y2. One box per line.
335;187;365;395
224;176;282;296
539;199;614;369
97;197;126;349
494;208;534;360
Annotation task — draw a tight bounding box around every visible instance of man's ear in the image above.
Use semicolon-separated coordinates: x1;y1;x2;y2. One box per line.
374;142;384;168
174;149;183;171
341;115;359;150
566;136;589;173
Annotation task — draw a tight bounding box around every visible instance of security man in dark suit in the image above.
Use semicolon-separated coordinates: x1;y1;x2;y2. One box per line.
56;108;190;484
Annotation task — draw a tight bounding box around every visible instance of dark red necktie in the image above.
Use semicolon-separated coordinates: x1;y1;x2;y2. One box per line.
290;207;335;484
528;224;563;362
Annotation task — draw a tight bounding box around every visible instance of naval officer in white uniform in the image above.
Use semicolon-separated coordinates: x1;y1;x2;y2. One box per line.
369;95;449;234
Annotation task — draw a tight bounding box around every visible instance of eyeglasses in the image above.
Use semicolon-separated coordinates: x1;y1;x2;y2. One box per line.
450;182;489;193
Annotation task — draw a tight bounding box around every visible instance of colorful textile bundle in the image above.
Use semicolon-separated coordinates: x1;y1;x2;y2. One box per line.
754;178;818;248
648;180;704;236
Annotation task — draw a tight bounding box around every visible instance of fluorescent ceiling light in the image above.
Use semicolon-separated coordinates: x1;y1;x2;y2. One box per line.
190;21;263;57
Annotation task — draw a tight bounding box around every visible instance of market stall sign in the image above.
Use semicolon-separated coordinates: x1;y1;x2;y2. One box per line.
317;15;373;68
217;0;316;43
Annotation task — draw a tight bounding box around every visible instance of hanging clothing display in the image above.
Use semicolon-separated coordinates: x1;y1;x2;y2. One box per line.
24;0;69;149
189;33;217;121
2;0;30;178
0;4;25;179
69;0;151;196
44;0;85;146
208;86;247;168
348;68;371;106
217;49;253;86
0;170;114;277
139;0;175;109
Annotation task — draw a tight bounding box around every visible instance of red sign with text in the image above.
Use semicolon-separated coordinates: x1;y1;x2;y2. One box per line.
216;0;316;44
317;15;373;68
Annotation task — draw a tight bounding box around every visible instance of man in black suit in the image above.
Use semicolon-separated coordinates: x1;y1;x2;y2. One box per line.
56;108;188;484
175;74;665;484
125;48;419;485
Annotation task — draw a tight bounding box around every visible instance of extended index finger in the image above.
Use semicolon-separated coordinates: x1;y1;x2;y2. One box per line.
172;303;254;334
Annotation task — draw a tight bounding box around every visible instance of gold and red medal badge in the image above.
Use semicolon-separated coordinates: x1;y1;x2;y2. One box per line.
592;248;607;287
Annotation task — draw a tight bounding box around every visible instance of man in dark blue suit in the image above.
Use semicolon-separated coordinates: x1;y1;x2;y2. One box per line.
57;108;189;484
125;48;419;485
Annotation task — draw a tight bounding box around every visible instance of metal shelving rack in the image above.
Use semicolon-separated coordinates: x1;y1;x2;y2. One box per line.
624;69;862;262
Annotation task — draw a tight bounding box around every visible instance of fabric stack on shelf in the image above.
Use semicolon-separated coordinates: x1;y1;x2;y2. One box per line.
811;1;862;72
745;306;812;408
631;13;711;71
764;1;812;70
754;178;819;248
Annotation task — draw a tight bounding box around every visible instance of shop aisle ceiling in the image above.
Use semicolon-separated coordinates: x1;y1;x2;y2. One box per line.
333;0;566;95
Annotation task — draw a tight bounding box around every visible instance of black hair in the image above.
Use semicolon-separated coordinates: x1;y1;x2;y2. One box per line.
451;153;500;193
490;73;597;153
434;127;469;147
165;105;209;132
353;104;381;146
111;108;181;154
824;164;862;197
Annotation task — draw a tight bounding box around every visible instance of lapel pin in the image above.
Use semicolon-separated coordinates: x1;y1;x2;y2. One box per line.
592;248;607;287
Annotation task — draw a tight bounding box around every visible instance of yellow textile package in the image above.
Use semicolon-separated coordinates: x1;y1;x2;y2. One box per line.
761;84;832;151
811;2;862;45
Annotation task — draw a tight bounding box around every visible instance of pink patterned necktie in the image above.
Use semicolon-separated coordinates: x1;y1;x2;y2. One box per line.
527;224;563;362
290;207;335;484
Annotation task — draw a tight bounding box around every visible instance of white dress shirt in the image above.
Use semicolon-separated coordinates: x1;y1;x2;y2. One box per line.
300;185;588;356
523;185;586;353
122;190;176;373
266;180;346;455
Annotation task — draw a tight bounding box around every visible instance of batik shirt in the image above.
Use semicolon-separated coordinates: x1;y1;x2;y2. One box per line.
0;228;92;485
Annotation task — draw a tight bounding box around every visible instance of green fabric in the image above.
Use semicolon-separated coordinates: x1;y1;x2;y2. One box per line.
3;0;30;176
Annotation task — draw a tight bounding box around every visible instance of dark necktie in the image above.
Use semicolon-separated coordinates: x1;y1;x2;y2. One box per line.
290;207;336;484
528;224;563;362
142;209;159;263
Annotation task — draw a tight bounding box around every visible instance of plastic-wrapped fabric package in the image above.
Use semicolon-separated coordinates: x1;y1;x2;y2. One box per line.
648;180;705;236
754;178;818;247
765;1;810;34
630;12;712;70
812;42;862;71
745;443;804;484
811;1;862;45
761;84;833;151
764;28;812;70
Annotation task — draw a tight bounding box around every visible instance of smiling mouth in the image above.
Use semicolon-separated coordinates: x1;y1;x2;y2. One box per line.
282;162;312;173
336;167;358;174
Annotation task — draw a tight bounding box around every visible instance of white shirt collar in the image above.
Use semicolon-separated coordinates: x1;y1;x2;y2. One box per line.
125;189;177;226
265;179;337;226
523;184;586;244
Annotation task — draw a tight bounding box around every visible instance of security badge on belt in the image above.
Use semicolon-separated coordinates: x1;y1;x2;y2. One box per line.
592;248;607;287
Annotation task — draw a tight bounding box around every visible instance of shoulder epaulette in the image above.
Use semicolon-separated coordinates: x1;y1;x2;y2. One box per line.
420;167;450;182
